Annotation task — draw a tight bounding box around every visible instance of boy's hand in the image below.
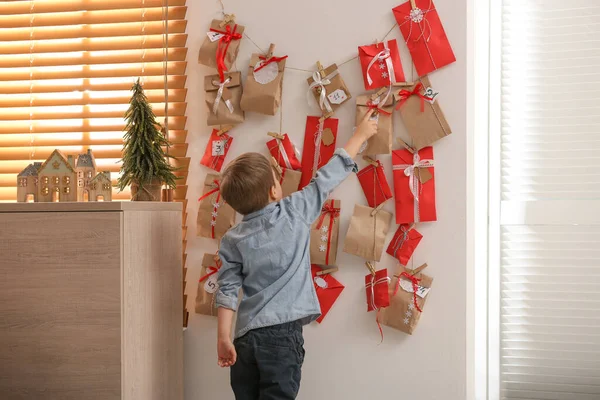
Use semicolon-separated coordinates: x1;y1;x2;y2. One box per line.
354;109;379;141
217;338;237;367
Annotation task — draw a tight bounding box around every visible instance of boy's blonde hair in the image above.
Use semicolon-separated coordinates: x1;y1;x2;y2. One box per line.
220;152;276;215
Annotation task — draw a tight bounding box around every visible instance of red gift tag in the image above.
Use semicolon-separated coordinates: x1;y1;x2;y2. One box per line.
386;224;423;265
311;265;345;323
365;269;391;312
392;147;436;224
299;116;338;189
358;39;406;91
266;133;302;171
392;0;456;77
200;129;233;172
356;161;393;208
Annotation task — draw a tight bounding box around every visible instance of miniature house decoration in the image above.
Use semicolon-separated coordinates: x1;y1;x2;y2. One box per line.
17;149;112;203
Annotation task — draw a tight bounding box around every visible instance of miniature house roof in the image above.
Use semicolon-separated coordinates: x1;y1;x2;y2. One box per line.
90;171;111;184
17;162;42;177
37;149;76;174
76;149;96;169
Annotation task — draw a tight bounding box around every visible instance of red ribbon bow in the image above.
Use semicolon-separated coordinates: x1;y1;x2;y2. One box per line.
210;25;242;82
255;55;289;72
199;265;219;283
198;180;221;201
316;200;340;265
366;101;392;116
394;271;423;312
198;180;222;239
395;83;432;112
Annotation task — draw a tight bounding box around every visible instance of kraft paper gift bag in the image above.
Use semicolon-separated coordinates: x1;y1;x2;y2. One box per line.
394;76;451;150
200;129;233;172
356;160;393;208
311;265;345;324
306;64;351;114
198;19;244;73
240;52;287;115
392;0;455;77
378;264;433;335
270;157;301;198
204;71;245;126
195;254;221;317
197;173;236;240
299;116;338;189
310;199;341;267
358;39;406;91
356;92;394;156
343;204;392;262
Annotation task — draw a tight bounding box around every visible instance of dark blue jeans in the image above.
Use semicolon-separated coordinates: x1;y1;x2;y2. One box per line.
231;321;305;400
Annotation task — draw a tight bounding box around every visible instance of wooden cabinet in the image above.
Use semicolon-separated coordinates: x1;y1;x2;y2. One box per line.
0;202;183;400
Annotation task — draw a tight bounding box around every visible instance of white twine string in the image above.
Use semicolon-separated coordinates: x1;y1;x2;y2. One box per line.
366;275;391;311
212;77;233;114
312;119;325;177
307;70;339;113
392;153;434;223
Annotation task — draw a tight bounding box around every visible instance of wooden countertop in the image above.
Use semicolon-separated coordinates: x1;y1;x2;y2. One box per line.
0;201;182;213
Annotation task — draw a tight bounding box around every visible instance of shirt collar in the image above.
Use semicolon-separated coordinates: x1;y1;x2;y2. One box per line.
243;202;278;221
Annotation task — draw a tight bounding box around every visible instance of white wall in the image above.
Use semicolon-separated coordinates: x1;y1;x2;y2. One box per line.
184;1;467;399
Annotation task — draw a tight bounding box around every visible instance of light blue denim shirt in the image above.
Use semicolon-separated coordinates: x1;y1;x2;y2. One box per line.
216;148;357;338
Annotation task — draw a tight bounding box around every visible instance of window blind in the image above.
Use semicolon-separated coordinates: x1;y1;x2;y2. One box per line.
499;1;600;399
0;0;189;326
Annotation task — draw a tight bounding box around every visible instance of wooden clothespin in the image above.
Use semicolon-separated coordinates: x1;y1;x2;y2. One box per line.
409;0;417;9
266;43;276;59
365;261;377;276
397;138;415;154
362;155;379;167
412;263;428;275
267;131;285;140
392;81;415;87
319;111;334;123
219;13;236;28
270;156;283;175
370;87;389;102
316;267;338;276
370;202;386;216
216;125;234;136
316;61;326;78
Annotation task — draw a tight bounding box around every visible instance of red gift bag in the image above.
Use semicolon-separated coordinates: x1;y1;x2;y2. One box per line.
266;133;302;171
365;268;391;312
356;161;393;208
392;0;456;77
299;116;338;189
358;39;406;91
200;129;233;172
392;147;436;224
386;224;423;265
311;265;345;323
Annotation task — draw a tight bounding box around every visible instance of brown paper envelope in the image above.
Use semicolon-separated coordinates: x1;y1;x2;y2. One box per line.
198;20;245;69
343;204;392;262
197;173;236;240
306;64;352;113
309;199;341;266
195;254;219;316
240;53;286;116
395;75;451;150
356;94;394;156
205;72;245;126
280;169;302;198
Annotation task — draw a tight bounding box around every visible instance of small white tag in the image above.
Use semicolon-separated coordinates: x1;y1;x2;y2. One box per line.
204;275;218;294
423;87;439;104
207;31;224;42
399;279;430;298
212;140;226;156
327;89;348;105
314;276;328;289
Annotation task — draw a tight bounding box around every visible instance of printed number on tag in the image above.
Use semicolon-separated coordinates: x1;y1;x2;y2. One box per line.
399;279;431;298
212;140;226;156
423;87;439;104
204;275;219;294
327;89;348;105
207;32;225;42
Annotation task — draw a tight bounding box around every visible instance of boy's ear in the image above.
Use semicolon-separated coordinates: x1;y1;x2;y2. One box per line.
270;184;277;199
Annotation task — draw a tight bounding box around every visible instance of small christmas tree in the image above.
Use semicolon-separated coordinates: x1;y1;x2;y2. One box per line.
117;79;177;200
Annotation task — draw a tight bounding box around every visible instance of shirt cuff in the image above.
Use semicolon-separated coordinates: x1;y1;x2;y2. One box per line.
216;292;238;311
334;148;358;173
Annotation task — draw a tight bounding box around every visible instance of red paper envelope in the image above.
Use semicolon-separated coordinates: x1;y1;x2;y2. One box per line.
299;116;338;189
311;265;345;323
392;147;436;224
392;0;456;77
200;129;233;172
358;39;406;91
387;224;423;265
267;133;302;171
356;161;393;208
365;268;391;312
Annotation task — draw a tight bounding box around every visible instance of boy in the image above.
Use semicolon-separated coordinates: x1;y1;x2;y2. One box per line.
216;110;378;399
